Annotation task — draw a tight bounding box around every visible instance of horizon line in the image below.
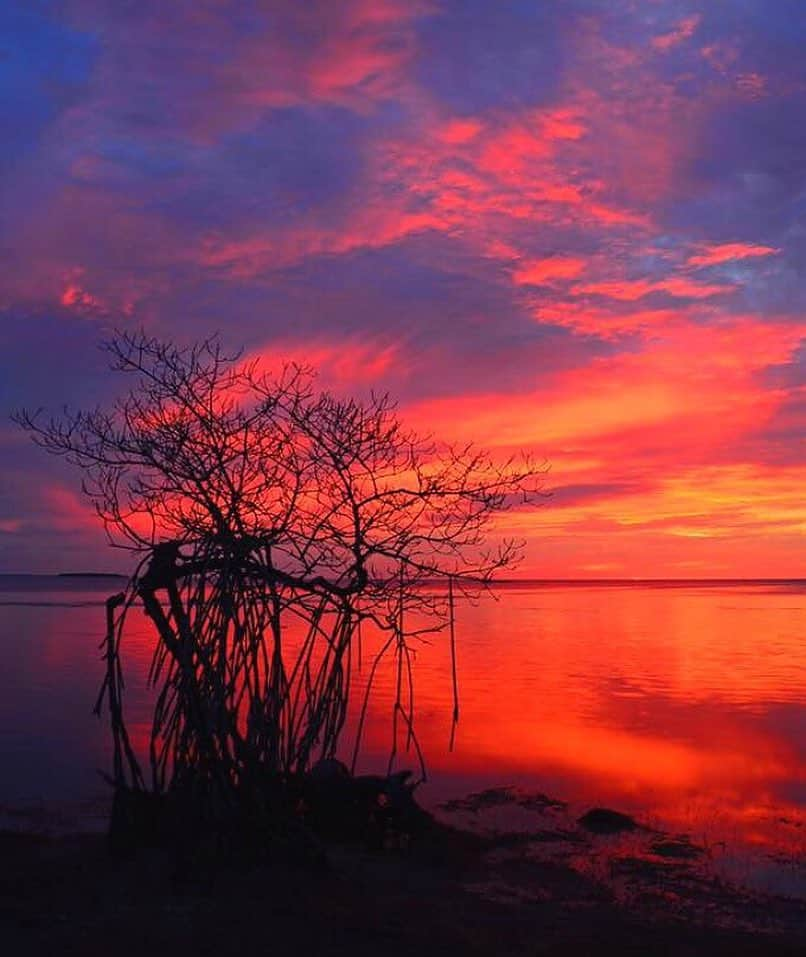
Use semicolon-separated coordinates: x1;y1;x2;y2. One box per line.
0;571;803;585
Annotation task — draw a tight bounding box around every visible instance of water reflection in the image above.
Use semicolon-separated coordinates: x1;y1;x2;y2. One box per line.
2;578;804;868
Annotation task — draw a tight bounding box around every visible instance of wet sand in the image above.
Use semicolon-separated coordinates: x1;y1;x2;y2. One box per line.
3;803;804;957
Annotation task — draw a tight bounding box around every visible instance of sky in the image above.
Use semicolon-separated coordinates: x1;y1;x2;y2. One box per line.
0;0;804;577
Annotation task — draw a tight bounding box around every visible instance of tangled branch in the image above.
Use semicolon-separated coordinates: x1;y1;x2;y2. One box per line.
16;330;547;834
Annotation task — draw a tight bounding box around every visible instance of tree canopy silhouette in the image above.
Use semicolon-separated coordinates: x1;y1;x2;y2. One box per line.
16;331;546;845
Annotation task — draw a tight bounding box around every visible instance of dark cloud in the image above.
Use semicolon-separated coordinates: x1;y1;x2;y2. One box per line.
414;0;567;113
549;482;648;506
0;5;95;173
0;311;112;412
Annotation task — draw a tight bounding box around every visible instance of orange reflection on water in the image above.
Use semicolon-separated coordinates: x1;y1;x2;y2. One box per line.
352;582;806;855
3;579;804;862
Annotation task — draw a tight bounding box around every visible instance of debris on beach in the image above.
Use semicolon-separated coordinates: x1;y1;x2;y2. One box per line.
439;787;567;815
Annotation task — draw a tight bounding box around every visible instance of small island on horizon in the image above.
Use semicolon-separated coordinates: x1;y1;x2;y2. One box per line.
57;572;129;579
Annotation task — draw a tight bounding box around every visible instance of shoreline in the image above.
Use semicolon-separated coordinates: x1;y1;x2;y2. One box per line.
3;831;804;956
5;781;804;896
3;788;805;956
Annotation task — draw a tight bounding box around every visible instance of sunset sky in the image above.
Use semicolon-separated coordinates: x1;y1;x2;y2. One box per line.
1;0;804;576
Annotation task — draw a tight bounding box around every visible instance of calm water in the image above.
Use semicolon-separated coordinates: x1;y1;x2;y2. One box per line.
2;574;804;882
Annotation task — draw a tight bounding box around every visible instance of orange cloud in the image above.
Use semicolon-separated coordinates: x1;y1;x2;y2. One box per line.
397;313;805;576
405;316;802;449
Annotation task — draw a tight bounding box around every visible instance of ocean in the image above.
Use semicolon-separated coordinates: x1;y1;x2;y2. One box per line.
1;574;804;889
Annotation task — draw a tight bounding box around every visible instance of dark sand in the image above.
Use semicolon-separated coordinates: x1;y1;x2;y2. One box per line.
3;807;804;957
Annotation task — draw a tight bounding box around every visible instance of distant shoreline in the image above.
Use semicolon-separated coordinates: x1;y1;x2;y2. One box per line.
0;572;127;580
0;573;802;587
57;572;128;579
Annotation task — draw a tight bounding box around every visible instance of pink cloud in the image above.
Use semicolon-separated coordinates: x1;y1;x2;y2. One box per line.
200;206;447;278
652;14;701;52
687;242;779;268
437;118;484;144
39;484;98;534
242;337;405;391
700;41;740;74
512;256;587;285
60;283;100;310
198;94;638;280
735;72;768;99
45;0;434;159
575;277;731;301
535;303;684;338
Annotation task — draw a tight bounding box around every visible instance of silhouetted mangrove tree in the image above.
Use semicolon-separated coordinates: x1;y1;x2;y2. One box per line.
16;331;545;850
